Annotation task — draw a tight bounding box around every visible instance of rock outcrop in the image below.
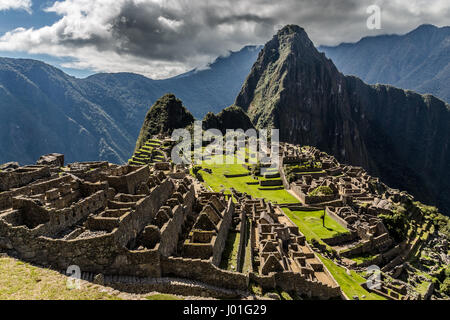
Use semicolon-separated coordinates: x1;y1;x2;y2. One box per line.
234;25;450;215
134;94;194;151
202;105;255;133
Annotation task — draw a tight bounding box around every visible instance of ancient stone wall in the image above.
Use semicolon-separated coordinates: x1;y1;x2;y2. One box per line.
0;166;50;192
212;198;234;266
249;271;341;299
326;207;350;229
107;166;150;194
161;256;249;290
259;179;283;187
159;205;185;257
322;232;358;246
236;208;248;273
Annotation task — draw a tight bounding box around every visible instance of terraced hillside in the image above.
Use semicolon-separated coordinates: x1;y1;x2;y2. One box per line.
128;139;170;166
192;150;385;300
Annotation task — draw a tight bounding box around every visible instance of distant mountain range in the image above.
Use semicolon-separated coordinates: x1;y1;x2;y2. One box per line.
1;23;449;215
0;45;261;165
320;24;450;103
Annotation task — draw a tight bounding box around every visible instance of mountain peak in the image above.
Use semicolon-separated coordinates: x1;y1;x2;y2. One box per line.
235;24;338;126
275;24;314;48
277;24;306;36
234;26;450;215
134;93;194;151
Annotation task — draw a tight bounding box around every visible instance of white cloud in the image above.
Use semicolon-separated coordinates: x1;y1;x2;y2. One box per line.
0;0;448;79
0;0;32;13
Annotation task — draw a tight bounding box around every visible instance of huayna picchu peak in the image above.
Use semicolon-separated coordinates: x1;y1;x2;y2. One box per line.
234;24;450;216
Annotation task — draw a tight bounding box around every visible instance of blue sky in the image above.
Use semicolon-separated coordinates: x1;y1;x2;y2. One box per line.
0;1;57;33
0;0;94;77
0;0;449;79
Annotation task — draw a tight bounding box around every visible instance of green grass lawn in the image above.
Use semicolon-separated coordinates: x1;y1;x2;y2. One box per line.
220;232;241;271
242;236;252;274
198;155;299;204
145;294;181;300
351;253;379;265
280;210;383;300
318;256;386;300
282;208;349;241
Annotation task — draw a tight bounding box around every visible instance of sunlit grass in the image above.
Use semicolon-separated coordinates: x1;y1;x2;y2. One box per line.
318;256;386;300
198;155;298;204
282;208;349;241
0;257;121;300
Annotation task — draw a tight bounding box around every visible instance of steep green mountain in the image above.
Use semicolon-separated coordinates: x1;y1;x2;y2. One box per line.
134;94;194;151
0;46;261;165
234;25;450;215
202;105;255;133
320;24;450;103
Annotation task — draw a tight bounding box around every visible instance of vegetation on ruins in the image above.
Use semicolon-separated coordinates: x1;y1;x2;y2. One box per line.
441;269;450;295
134;93;194;152
417;203;450;238
379;209;409;243
318;256;385;300
249;281;263;296
308;186;334;197
220;232;241;271
280;290;293;300
192;165;204;182
128;139;166;166
284;165;295;183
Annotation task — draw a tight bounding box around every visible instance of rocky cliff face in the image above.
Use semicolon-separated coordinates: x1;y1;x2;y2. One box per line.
135;93;194;151
234;25;450;215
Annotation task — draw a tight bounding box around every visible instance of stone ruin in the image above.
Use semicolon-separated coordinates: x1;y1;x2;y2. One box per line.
0;151;342;299
278;143;419;287
229;190;341;298
2;138;439;300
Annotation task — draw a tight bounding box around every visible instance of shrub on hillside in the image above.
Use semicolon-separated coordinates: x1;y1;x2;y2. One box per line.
379;209;409;243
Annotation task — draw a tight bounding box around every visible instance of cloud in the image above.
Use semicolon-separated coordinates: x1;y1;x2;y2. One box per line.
0;0;32;13
0;0;448;78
